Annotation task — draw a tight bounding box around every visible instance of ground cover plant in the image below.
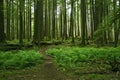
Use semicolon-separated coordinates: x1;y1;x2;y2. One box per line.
0;50;43;70
47;47;120;79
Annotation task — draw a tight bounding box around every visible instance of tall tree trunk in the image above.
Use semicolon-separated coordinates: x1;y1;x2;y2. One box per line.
37;0;43;45
63;0;67;40
16;0;19;39
27;0;32;41
71;0;74;43
48;0;51;40
114;0;119;47
0;0;5;43
33;0;38;43
19;0;24;44
77;0;80;36
45;0;49;40
90;0;94;40
60;6;63;40
52;0;56;39
6;0;10;40
11;0;15;40
80;0;86;46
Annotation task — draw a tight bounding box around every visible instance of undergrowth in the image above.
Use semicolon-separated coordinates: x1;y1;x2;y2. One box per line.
0;50;43;70
47;47;120;72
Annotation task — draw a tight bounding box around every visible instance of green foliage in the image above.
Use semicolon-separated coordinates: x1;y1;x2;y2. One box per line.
47;47;120;72
94;7;120;40
0;50;43;70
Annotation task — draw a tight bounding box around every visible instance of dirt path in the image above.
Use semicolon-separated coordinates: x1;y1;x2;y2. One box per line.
38;46;70;80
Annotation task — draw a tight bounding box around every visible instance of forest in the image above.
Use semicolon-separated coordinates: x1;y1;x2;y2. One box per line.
0;0;120;80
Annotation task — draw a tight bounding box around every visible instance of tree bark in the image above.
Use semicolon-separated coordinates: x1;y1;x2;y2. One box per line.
81;0;86;46
0;0;6;43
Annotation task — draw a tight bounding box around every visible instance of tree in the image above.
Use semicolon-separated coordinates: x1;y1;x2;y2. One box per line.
52;0;57;39
26;0;32;41
0;0;5;43
45;0;49;40
38;0;43;44
0;0;119;47
19;0;24;44
70;0;74;43
80;0;86;46
33;0;43;45
113;0;120;47
94;1;120;47
6;0;10;40
11;0;15;40
63;0;67;40
48;0;52;40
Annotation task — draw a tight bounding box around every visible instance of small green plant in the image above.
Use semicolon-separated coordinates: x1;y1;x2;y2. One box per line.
0;50;43;70
47;47;120;72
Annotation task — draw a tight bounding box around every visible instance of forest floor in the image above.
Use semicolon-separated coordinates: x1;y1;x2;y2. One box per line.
0;45;72;80
0;45;120;80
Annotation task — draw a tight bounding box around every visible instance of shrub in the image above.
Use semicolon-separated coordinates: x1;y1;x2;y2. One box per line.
0;50;43;70
47;47;120;72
